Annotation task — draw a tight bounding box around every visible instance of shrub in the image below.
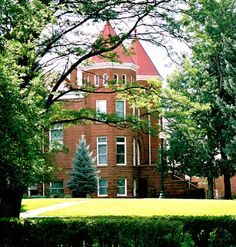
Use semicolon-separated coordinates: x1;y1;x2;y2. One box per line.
0;216;235;246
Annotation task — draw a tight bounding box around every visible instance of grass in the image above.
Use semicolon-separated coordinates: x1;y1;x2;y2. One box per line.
21;198;83;212
21;198;236;217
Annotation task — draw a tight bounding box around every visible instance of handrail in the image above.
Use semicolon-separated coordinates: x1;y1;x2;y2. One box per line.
172;174;199;188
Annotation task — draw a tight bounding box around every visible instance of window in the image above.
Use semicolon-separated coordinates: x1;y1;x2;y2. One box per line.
117;178;127;196
96;100;107;114
116;137;126;165
137;108;141;117
86;75;90;83
49;124;63;146
116;100;125;118
98;178;108;196
102;74;107;85
97;137;107;165
137;141;141;166
122;74;126;84
96;100;107;121
114;74;118;84
132;138;136;166
131;76;134;83
50;180;64;196
133;179;137;197
94;74;99;86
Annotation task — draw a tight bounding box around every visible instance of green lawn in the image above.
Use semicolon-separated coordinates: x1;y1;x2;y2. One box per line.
21;198;83;212
21;198;236;217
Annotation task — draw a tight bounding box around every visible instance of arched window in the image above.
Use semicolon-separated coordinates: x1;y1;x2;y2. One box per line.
114;74;119;84
94;74;99;86
102;74;107;85
122;74;126;84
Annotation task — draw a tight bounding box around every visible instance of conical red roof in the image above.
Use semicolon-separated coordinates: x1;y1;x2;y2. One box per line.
130;38;161;77
92;22;134;64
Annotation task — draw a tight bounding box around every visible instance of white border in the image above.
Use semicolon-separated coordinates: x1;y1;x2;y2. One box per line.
81;62;138;72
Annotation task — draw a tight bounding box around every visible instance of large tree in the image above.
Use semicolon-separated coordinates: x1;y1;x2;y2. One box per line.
165;0;236;199
0;0;183;217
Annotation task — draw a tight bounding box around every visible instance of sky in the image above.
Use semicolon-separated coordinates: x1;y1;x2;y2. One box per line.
142;39;190;79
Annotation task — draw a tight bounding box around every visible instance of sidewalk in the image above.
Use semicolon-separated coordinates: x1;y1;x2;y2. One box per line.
20;201;87;218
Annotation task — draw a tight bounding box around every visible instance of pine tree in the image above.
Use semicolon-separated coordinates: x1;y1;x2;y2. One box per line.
68;135;98;197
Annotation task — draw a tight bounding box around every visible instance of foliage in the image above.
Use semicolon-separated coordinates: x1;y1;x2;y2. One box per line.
67;135;98;197
163;0;236;198
0;0;185;217
1;216;236;246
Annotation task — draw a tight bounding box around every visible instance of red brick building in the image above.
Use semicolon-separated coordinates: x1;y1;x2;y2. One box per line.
45;22;201;198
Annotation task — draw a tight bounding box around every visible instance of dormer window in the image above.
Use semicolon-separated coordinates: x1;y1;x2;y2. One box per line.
102;74;107;85
114;74;118;84
122;74;126;84
94;74;99;86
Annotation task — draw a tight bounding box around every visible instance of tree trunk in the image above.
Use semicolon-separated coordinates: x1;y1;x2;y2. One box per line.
207;177;214;199
0;190;23;217
224;173;232;200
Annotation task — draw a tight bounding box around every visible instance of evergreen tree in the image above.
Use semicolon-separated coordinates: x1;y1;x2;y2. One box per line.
68;135;98;197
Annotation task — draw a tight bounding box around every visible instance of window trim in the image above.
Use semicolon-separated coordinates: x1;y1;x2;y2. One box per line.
102;73;107;85
98;178;108;197
116;136;126;166
133;179;137;197
97;136;108;166
114;73;119;84
117;178;127;196
132;138;136;166
94;74;99;86
122;74;126;84
86;75;90;83
96;100;107;122
50;180;64;196
49;124;63;148
116;100;126;118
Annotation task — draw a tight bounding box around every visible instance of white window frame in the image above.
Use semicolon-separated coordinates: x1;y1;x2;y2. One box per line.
122;74;126;84
137;141;141;166
131;76;134;83
114;73;119;84
96;100;107;122
133;179;137;197
49;124;63;147
94;74;99;86
98;178;108;197
116;100;126;118
96;100;107;114
137;108;141;117
116;136;126;165
50;180;64;195
102;73;107;85
117;178;127;196
132;138;136;166
97;137;107;166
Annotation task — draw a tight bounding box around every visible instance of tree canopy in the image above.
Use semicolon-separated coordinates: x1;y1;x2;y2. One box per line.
164;0;236;199
0;0;184;217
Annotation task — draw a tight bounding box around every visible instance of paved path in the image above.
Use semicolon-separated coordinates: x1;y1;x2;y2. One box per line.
20;201;87;218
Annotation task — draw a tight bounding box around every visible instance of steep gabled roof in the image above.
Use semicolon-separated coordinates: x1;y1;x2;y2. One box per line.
91;22;134;64
130;38;161;77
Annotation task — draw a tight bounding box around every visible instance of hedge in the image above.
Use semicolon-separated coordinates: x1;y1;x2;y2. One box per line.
0;216;235;247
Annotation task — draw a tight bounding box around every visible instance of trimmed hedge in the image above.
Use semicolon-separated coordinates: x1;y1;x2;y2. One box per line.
0;216;235;246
